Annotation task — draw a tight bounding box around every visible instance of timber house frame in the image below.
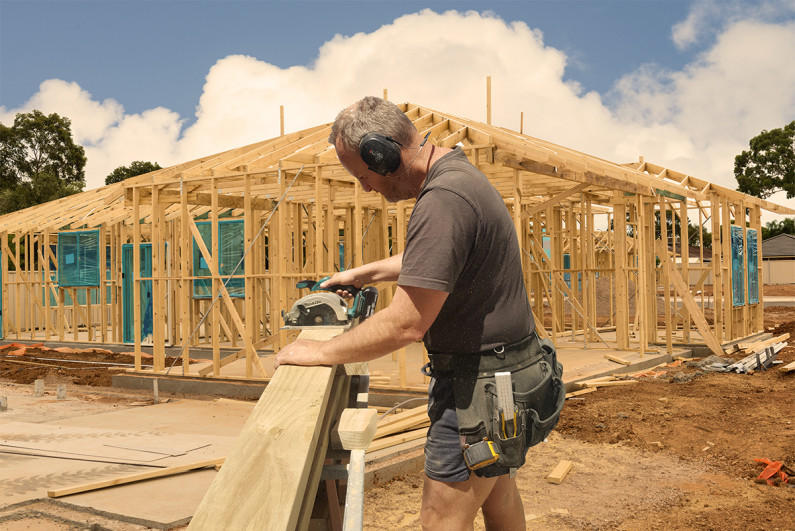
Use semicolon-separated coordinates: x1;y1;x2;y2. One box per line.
0;101;791;383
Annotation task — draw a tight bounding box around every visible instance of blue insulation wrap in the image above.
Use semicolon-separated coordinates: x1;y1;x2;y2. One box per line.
121;243;154;344
192;219;245;298
58;230;100;287
747;229;759;304
731;226;745;307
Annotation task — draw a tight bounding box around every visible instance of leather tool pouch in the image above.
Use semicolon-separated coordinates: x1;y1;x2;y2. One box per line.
438;335;564;474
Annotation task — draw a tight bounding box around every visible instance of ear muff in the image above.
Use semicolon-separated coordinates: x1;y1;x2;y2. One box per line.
359;133;402;176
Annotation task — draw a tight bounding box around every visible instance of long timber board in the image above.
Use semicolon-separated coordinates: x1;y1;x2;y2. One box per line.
188;328;346;530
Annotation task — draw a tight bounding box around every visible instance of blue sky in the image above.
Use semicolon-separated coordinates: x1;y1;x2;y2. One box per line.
1;0;794;223
2;1;693;122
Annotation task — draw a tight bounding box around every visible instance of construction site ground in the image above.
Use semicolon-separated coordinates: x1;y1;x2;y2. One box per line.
1;285;794;530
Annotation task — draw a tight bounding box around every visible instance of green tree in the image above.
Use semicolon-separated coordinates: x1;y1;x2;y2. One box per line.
105;160;162;185
762;217;795;240
0;110;86;215
735;120;795;199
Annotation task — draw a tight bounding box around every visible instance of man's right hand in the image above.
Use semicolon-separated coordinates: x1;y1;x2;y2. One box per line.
320;271;362;299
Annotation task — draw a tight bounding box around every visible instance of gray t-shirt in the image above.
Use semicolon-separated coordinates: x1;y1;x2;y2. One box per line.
397;148;533;353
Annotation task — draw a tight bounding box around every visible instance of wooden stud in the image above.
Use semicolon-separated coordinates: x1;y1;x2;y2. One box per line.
547;460;573;484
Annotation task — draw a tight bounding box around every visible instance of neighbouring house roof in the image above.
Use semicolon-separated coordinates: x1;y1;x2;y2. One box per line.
668;241;713;261
762;233;795;258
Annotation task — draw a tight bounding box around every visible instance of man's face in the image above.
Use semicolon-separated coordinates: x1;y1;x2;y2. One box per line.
335;138;412;203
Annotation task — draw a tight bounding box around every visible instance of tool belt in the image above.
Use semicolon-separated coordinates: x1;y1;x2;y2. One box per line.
427;333;565;474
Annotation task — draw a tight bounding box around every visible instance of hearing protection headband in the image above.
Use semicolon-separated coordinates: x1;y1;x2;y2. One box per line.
359;131;430;176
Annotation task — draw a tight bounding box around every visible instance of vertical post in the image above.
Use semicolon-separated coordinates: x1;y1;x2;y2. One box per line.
100;224;107;344
512;169;523;269
710;194;723;343
152;185;164;372
752;204;763;332
244;173;255;378
396;202;408;387
15;232;20;339
567;204;578;339
660;197;673;354
315;161;325;278
353;182;363;269
614;195;629;349
586;198;596;343
0;232;7;341
133;187;142;371
275;166;287;347
740;201;748;337
635;196;648;355
211;177;220;375
721;201;732;339
26;233;32;340
180;177;191;374
44;229;51;340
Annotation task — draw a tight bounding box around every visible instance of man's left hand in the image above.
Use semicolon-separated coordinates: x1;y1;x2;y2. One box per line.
274;339;326;369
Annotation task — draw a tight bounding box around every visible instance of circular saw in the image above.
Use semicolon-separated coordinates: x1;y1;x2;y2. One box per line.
282;277;378;329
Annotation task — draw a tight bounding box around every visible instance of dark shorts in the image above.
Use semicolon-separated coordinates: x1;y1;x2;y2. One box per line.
424;375;510;483
423;334;564;483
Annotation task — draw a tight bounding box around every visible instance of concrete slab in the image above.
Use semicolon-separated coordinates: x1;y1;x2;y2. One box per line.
0;387;248;528
58;468;218;529
54;396;254;436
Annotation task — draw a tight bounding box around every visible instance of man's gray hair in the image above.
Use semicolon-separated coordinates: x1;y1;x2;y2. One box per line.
329;96;416;151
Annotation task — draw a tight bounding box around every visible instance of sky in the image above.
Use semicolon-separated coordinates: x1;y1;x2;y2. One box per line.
1;0;795;223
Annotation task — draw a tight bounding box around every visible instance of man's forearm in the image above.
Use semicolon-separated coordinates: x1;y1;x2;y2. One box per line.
316;284;444;365
357;252;403;284
317;304;418;364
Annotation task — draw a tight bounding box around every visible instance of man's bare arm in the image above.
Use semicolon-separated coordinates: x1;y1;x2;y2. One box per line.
274;284;447;367
321;253;403;292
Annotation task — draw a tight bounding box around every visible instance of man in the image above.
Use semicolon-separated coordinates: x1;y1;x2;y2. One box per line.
276;96;562;530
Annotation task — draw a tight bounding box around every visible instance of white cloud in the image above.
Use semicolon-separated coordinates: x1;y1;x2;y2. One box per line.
671;0;795;51
2;7;795;223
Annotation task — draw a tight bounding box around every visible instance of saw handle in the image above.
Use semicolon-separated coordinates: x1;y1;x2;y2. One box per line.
296;277;360;296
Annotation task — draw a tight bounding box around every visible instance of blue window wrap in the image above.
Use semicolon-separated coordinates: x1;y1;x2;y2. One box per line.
193;219;245;298
731;226;745;307
747;229;759;304
58;230;100;287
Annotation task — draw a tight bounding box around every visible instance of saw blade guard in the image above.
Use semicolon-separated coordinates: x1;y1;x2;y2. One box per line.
282;292;349;327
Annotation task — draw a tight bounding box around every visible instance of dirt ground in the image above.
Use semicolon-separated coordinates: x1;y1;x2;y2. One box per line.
1;290;794;530
0;347;196;387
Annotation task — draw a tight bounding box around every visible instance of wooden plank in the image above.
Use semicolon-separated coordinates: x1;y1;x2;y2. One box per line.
781;360;795;373
565;387;597;398
546;460;573;484
582;380;638;389
604;354;632;365
333;408;378;451
187;328;343;530
367;428;427;453
48;458;224;498
739;333;789;354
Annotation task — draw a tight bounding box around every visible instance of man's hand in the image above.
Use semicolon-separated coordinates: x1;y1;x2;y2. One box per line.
320;271;362;299
274;339;327;369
